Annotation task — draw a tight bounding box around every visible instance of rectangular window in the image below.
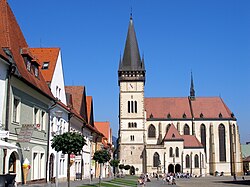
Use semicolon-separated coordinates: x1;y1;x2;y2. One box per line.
41;111;46;131
13;97;20;123
34;108;40;130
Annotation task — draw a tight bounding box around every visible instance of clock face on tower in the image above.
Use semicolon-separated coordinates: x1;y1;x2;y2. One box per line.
127;82;136;91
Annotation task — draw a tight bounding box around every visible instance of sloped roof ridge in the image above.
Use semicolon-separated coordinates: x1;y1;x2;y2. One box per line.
219;97;233;116
145;96;188;99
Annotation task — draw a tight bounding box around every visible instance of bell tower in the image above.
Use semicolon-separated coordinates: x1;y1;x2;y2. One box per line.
118;15;146;173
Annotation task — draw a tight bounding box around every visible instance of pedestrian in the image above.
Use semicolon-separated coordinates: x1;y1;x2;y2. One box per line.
91;169;94;181
233;173;237;181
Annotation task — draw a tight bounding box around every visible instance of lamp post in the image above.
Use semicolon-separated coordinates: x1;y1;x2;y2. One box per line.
54;110;63;187
89;135;93;184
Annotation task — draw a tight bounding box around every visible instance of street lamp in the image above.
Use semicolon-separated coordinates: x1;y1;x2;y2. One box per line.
54;110;63;187
89;135;93;184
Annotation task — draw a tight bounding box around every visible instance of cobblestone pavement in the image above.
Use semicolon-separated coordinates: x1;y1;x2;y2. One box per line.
18;175;250;187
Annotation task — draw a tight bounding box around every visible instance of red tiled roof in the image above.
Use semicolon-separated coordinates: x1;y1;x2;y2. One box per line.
0;1;53;99
65;86;87;119
29;48;60;83
86;96;94;125
145;97;233;119
145;97;192;119
191;97;232;119
94;122;110;140
163;124;183;141
182;135;203;148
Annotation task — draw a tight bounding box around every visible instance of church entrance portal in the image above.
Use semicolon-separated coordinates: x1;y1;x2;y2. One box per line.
175;164;181;173
168;164;174;173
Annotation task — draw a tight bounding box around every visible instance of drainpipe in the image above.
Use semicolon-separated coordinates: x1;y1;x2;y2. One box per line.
46;101;57;183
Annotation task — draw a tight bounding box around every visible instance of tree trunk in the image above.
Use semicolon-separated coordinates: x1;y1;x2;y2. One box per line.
67;154;70;187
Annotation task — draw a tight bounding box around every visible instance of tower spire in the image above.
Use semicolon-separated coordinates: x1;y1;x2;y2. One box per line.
118;15;145;84
190;71;195;100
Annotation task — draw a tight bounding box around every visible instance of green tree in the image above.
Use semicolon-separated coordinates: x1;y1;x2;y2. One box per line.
109;159;120;175
124;164;130;171
93;149;111;186
52;132;86;187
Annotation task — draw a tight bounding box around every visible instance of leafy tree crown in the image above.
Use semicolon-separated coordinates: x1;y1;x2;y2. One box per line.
51;132;86;154
93;149;111;164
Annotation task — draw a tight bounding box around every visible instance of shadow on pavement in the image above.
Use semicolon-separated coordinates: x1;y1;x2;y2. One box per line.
216;180;250;185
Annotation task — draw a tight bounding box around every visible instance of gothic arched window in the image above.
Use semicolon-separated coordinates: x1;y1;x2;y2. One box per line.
219;124;226;161
185;155;190;168
153;152;160;167
134;101;137;113
169;147;173;157
184;124;190;135
200;124;206;153
148;124;156;138
194;154;199;168
175;147;179;157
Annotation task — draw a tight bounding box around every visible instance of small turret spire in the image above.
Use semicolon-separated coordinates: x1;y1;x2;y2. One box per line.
190;71;195;100
130;7;133;20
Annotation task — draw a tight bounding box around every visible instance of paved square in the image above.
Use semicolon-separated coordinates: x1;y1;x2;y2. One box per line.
139;176;250;187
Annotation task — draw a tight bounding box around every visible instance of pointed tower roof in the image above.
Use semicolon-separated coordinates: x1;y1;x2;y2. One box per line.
119;16;145;71
118;16;146;84
190;72;195;99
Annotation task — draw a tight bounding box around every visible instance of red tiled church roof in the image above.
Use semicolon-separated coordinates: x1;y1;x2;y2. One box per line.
182;135;203;148
163;124;183;141
145;97;192;119
191;97;232;119
29;48;60;83
0;0;53;99
145;97;233;119
163;124;203;148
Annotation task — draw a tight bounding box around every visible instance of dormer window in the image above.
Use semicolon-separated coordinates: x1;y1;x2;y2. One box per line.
182;113;186;118
34;66;39;77
167;113;171;119
219;113;223;118
42;62;49;70
200;113;204;118
27;60;31;71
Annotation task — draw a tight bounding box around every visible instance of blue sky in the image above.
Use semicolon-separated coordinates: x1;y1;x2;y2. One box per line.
9;0;250;143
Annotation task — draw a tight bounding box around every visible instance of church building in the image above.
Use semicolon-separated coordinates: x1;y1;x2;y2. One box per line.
117;16;243;176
